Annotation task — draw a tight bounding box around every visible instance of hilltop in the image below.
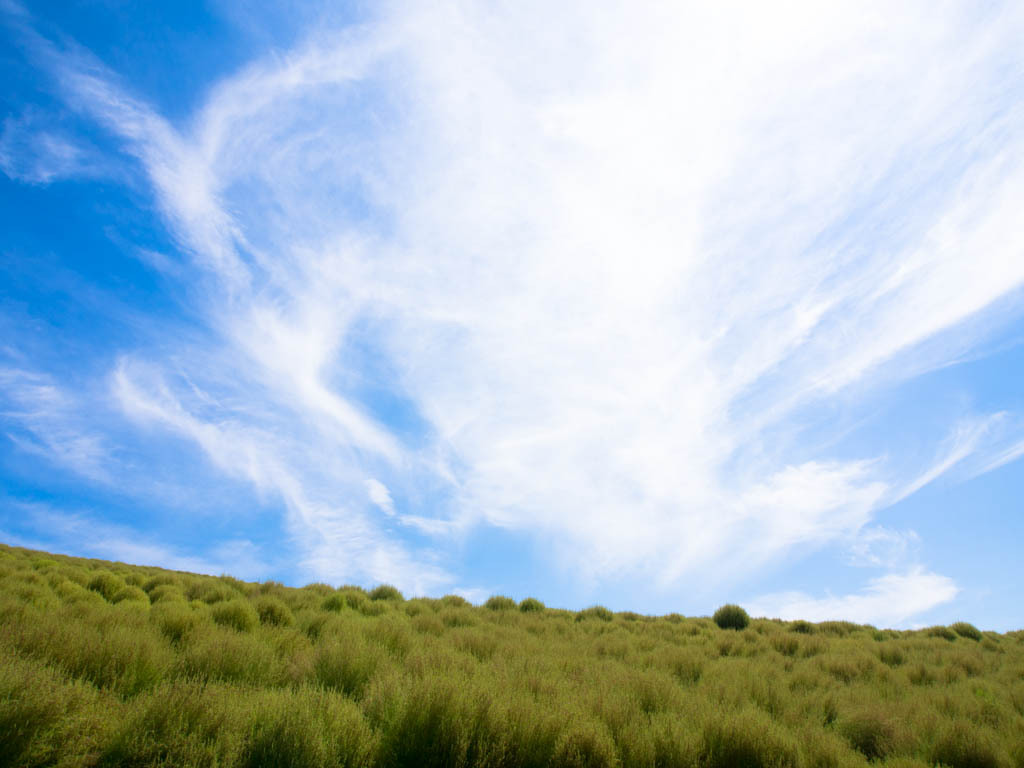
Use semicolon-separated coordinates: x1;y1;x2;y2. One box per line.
1;543;1022;767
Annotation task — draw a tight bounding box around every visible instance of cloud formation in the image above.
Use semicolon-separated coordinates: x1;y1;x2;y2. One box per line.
5;1;1024;621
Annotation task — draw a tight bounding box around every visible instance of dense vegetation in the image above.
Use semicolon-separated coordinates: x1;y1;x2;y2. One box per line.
1;544;1022;768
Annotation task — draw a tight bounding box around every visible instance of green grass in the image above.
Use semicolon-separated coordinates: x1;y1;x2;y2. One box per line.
1;543;1022;768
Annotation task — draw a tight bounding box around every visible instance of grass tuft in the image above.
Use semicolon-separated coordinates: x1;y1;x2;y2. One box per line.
484;595;517;611
519;597;545;613
211;599;259;632
952;622;984;642
254;595;294;627
713;604;750;631
368;584;404;602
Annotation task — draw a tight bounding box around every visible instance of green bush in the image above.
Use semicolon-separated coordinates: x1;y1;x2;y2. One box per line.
87;571;127;602
439;594;468;607
211;599;259;632
926;625;958;641
313;636;384;697
713;604;750;630
576;605;614;622
485;595;517;611
701;709;799;768
838;709;898;761
152;601;206;644
952;622;984;642
254;595;294;627
552;718;619;768
790;619;815;634
368;584;404;602
242;687;377;768
148;584;186;604
929;720;1008;768
519;597;545;613
111;585;149;605
97;681;240;767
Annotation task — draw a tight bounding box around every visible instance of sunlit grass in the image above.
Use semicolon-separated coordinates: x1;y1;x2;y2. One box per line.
1;542;1022;768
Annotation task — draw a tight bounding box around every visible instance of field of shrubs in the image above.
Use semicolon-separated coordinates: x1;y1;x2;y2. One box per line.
1;542;1023;768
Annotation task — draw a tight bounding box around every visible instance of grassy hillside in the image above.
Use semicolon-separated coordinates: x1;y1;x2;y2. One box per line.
1;543;1022;768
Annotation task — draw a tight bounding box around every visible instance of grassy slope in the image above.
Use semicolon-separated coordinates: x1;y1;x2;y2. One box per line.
1;543;1022;768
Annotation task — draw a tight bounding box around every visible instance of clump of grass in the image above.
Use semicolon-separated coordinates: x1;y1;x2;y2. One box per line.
484;595;517;611
878;643;905;667
952;622;984;642
772;634;800;656
186;581;237;605
576;605;614;622
182;626;281;685
790;619;815;634
210;599;259;632
552;718;619;768
440;594;468;607
368;584;404;602
519;597;545;613
701;709;799;768
151;601;206;644
838;708;899;761
142;574;178;593
313;636;384;698
929;719;1008;768
111;585;149;605
0;654;108;767
148;584;186;604
713;604;750;630
242;687;377;768
87;571;126;602
97;681;240;766
254;595;294;627
926;625;958;641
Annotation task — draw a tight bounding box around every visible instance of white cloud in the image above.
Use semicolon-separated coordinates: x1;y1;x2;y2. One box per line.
0;109;105;184
112;358;450;594
747;567;959;627
14;2;1024;596
0;366;110;482
366;478;395;516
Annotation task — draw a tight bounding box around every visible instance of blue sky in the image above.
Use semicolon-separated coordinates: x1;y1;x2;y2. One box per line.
2;1;1023;630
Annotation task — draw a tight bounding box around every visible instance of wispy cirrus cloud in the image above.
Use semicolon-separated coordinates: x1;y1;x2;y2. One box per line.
4;1;1024;621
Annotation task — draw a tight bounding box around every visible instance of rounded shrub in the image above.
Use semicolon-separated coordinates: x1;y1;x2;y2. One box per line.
369;584;404;602
838;709;898;761
951;621;983;642
147;585;186;604
929;720;1007;768
87;571;126;602
211;599;259;632
254;595;294;627
701;709;799;768
141;574;178;593
111;586;149;605
151;602;206;644
790;619;815;634
485;595;517;611
187;581;236;605
576;605;614;622
925;625;957;641
552;719;619;768
712;604;750;630
440;594;468;608
519;597;545;613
